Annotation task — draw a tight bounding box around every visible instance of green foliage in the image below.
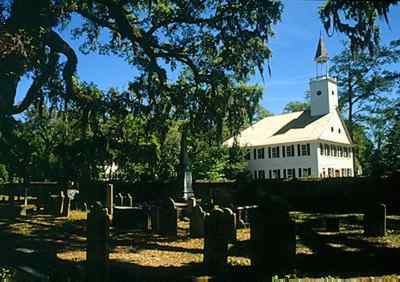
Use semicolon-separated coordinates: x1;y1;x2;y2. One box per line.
330;40;400;175
283;101;310;113
191;143;248;181
320;0;399;53
0;164;8;183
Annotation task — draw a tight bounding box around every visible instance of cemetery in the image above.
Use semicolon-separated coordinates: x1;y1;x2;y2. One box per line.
1;0;399;281
0;172;399;281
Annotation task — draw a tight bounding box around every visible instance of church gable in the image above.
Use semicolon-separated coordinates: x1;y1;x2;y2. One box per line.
319;110;352;144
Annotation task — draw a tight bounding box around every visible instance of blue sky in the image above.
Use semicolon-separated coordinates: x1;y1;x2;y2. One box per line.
16;1;400;115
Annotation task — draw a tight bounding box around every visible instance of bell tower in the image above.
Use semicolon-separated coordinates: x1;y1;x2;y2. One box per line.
310;34;338;116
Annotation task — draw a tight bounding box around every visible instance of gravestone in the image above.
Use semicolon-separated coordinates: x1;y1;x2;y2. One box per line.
222;208;237;243
127;193;133;207
117;193;124;206
204;207;228;274
250;196;296;275
159;198;177;236
150;205;161;233
364;203;386;237
87;202;109;282
59;191;65;216
105;184;113;218
61;191;71;217
49;192;64;217
190;205;207;238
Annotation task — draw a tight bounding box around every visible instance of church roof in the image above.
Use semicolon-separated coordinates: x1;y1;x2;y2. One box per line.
224;109;352;147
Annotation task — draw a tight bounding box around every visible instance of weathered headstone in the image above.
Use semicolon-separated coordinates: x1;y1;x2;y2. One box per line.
87;202;109;282
364;203;386;237
187;197;196;208
117;193;124;206
150;205;161;233
190;205;207;238
222;208;237;243
105;184;113;217
61;191;71;217
49;192;64;217
59;191;65;216
127;193;133;207
159;198;177;236
203;207;228;275
250;196;295;275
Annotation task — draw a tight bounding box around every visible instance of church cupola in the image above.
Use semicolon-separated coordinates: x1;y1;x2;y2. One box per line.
310;34;338;116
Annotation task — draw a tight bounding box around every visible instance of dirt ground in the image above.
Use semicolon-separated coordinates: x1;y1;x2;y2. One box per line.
1;207;400;281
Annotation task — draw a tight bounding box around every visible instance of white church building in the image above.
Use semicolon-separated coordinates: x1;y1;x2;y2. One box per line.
224;37;354;179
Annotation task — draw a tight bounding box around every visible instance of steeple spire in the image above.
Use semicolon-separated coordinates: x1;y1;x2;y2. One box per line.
314;32;329;77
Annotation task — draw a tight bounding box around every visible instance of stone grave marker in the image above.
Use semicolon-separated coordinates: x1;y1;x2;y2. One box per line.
222;208;237;243
106;184;113;217
61;191;72;217
117;193;124;206
49;191;64;217
87;202;110;282
127;193;133;207
190;205;207;238
250;196;296;275
150;205;161;233
204;207;228;275
364;203;386;237
159;198;177;236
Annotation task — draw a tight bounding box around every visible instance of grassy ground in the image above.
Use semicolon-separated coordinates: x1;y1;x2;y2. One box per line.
1;208;400;281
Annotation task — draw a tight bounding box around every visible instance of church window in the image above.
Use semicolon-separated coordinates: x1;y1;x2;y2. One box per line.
303;168;312;177
254;171;257;179
287;168;293;178
258;170;265;179
301;144;308;155
338;128;341;134
347;168;352;176
328;168;332;177
322;168;326;177
325;144;330;155
283;169;287;178
297;144;301;156
343;147;348;157
341;168;345;177
316;90;322;96
298;168;302;177
331;126;334;132
320;143;324;155
253;149;257;160
269;170;272;179
272;147;280;158
287;145;294;157
273;169;280;179
307;143;311;155
333;146;337;157
268;147;271;158
257;148;265;159
282;146;286;157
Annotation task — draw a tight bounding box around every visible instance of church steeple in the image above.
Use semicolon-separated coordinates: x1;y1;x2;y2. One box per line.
314;33;329;77
310;33;338;116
